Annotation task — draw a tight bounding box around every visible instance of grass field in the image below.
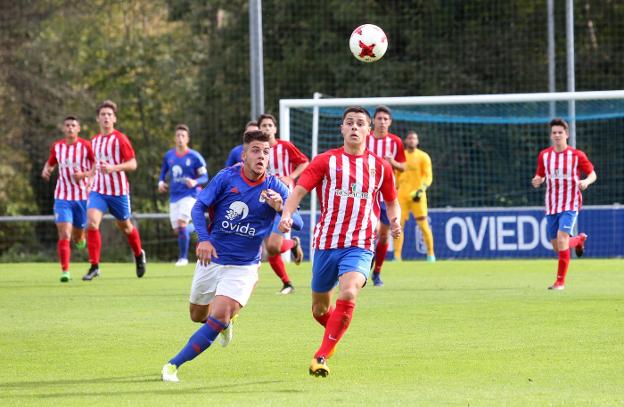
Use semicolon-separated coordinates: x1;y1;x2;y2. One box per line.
1;259;623;406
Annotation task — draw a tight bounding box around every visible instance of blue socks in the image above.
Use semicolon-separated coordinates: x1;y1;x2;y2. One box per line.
178;226;190;260
169;316;226;368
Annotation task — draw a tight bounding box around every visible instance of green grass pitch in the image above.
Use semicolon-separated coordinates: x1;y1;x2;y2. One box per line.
1;259;623;406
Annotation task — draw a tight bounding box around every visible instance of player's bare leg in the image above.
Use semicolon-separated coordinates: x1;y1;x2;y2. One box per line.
392;204;411;261
116;219;146;278
56;222;73;281
266;233;295;294
549;231;570;290
83;208;104;280
372;224;390;286
71;227;86;248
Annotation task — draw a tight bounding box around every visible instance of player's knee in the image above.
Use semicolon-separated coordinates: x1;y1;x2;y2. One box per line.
339;287;359;302
265;241;281;256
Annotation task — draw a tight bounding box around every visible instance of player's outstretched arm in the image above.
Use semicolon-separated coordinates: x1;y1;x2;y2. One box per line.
41;162;55;181
279;185;308;233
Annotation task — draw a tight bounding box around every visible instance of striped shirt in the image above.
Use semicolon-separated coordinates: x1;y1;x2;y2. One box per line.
91;130;136;196
47;138;95;200
297;147;397;251
535;146;594;214
268;140;308;182
366;132;406;163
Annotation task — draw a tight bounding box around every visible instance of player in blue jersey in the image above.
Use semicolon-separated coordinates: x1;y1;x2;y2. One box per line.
162;130;303;382
224;121;259;167
158;124;209;266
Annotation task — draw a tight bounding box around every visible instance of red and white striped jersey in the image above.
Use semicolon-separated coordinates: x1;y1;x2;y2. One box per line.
47;137;95;200
366;132;406;163
535;146;594;214
91;130;136;196
297;147;397;251
268;139;308;180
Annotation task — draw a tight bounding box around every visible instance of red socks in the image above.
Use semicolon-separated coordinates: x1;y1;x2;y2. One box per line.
313;305;334;327
556;249;570;284
87;229;101;265
568;236;581;248
315;300;355;359
374;242;389;273
268;254;291;284
280;239;295;253
57;239;70;271
126;227;143;257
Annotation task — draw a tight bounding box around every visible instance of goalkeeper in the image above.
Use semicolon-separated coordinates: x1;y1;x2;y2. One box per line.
394;131;435;262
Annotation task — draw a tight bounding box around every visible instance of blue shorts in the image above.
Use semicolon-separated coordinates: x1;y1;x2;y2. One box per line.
379;202;389;225
87;191;132;221
545;211;578;240
53;199;87;228
311;247;374;293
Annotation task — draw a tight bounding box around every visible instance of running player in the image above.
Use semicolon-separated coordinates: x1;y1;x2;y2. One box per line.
41;116;94;282
83;100;146;280
158;124;208;266
279;106;401;377
531;118;596;290
366;105;405;286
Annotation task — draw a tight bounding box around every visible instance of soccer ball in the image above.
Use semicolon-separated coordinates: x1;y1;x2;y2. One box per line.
349;24;388;63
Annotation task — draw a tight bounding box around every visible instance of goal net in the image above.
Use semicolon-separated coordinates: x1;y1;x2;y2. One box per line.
280;91;624;260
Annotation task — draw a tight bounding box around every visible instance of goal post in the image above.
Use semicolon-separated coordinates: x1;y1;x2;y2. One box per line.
279;90;624;260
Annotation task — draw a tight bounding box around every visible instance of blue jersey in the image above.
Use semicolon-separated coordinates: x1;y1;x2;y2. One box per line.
192;166;290;266
225;144;244;167
159;148;209;203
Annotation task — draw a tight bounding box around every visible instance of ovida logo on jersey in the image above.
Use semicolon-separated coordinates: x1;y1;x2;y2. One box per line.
172;165;185;183
335;183;370;200
222;201;256;236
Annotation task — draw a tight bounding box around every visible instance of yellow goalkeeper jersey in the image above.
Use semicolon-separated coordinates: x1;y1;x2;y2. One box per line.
397;148;432;196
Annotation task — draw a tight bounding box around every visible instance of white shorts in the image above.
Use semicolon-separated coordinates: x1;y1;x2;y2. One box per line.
189;262;260;307
169;196;196;229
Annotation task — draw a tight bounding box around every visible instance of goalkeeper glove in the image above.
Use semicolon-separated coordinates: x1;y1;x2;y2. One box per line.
410;189;424;202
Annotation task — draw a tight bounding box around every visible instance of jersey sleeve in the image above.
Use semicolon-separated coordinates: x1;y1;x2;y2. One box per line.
158;153;169;182
47;143;58;166
271;176;291;205
117;133;136;161
296;153;327;192
193;152;209;184
84;140;95;165
421;152;433;187
394;136;406;163
380;159;397;201
225;145;242;167
286;141;309;167
535;151;546;177
196;170;226;208
577;150;594;175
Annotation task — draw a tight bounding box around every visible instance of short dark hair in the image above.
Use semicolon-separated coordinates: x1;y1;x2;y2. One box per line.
374;105;392;119
64;116;79;123
243;130;270;145
245;120;258;130
342;106;372;123
257;113;277;127
97;100;117;115
549;117;569;131
175;124;190;134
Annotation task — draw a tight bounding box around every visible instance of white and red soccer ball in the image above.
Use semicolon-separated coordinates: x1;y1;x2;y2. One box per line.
349;24;388;63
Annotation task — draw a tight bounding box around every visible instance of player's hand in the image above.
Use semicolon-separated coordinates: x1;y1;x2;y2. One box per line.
158;181;168;193
74;171;87;181
184;178;198;188
262;189;283;212
531;176;544;188
196;241;218;266
410;189;423;202
578;179;590;191
100;162;115;174
41;167;52;181
384;155;394;164
390;217;401;239
278;214;293;233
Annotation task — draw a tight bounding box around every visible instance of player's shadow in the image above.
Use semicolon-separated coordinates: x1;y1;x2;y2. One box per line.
0;376;287;399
